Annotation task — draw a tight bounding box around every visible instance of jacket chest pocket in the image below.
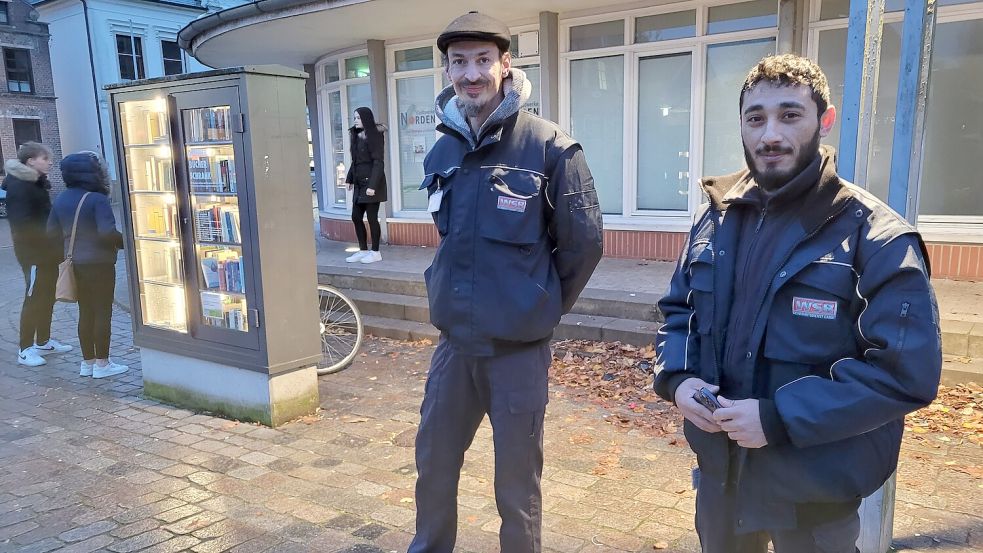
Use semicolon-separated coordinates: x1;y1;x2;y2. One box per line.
686;241;714;334
764;262;857;365
479;168;544;245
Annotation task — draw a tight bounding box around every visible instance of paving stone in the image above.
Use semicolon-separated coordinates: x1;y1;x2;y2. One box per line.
107;529;173;552
110;518;161;539
58;520;118;542
56;533;115;553
155;504;203;523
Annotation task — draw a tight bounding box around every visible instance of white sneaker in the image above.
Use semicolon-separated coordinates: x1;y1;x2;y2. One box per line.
17;347;46;367
80;361;93;377
92;361;128;379
345;251;369;263
359;251;382;264
34;339;73;356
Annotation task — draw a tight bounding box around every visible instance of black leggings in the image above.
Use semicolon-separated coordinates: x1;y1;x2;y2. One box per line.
20;263;56;351
74;263;116;361
352;202;381;251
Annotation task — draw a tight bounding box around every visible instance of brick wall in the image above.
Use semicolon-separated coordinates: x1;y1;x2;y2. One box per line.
0;1;64;192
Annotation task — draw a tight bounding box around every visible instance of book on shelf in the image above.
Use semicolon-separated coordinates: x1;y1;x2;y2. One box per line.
189;107;231;143
194;205;240;244
200;249;245;293
188;149;237;194
143;202;177;238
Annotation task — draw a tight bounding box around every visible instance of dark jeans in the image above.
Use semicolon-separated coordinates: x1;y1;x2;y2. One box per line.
74;263;116;361
19;263;57;351
695;467;862;553
351;202;381;251
409;337;550;553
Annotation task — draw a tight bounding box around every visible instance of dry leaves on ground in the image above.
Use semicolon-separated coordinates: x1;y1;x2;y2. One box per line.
549;339;683;442
905;382;983;447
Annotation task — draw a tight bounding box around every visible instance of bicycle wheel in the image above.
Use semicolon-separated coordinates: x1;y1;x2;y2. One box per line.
316;284;363;374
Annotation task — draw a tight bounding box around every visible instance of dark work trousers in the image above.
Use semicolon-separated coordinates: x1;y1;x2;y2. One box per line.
74;263;116;360
19;263;57;351
351;202;381;251
695;467;862;553
408;337;551;553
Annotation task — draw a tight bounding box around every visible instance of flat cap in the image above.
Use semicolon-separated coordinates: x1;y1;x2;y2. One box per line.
437;11;510;53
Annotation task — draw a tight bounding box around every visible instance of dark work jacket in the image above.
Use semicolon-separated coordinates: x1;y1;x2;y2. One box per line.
422;69;603;356
48;153;123;265
2;160;62;267
345;125;387;204
654;147;941;532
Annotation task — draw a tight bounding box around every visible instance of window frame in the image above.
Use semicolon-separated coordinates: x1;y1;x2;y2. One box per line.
560;1;778;228
3;48;34;94
115;33;146;81
160;39;185;76
0;3;10;26
806;0;983;240
12;118;42;149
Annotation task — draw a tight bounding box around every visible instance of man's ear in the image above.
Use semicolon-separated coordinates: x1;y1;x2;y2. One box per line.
501;51;512;76
819;105;837;138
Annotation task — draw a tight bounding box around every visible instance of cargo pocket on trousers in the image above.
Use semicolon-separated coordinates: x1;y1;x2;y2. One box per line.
508;388;548;438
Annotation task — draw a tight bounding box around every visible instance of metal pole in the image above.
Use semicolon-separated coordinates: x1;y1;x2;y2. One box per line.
888;0;936;223
838;0;885;187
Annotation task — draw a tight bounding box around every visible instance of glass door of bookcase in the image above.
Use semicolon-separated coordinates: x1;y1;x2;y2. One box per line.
173;89;258;349
118;98;188;333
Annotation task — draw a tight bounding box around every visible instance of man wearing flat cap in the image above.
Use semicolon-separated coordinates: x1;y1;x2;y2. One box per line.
408;11;603;553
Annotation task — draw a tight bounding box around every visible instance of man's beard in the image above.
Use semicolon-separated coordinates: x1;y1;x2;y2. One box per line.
744;130;821;190
454;78;493;118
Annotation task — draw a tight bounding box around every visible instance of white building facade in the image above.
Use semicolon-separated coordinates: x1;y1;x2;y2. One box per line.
179;0;983;279
35;0;242;179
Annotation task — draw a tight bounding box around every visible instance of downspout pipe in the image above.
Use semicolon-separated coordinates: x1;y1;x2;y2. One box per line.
80;0;107;158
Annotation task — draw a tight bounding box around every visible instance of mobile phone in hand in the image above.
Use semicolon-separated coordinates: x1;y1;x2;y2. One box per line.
693;387;722;413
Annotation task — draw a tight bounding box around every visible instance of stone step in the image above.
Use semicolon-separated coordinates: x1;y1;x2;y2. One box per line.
940;319;983;358
362;315;439;342
347;289;430;323
318;268;663;323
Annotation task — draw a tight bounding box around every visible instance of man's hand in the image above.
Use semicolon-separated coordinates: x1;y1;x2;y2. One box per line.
366;188;376;197
347;183;353;191
674;378;722;433
713;397;767;448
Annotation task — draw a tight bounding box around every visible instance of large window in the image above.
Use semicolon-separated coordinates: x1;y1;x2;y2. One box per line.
571;56;625;214
316;53;373;209
564;2;777;218
812;0;983;225
4;48;33;93
116;34;145;81
13;119;41;149
0;3;9;25
161;40;184;76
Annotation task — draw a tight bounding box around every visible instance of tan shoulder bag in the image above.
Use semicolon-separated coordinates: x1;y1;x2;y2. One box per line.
56;192;92;303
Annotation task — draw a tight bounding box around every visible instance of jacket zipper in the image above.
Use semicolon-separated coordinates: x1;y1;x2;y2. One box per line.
893;301;910;367
708;208;722;386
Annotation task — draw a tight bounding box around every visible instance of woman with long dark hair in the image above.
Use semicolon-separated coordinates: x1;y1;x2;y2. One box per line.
344;107;387;263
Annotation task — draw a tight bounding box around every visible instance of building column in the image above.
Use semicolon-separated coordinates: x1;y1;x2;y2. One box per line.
303;64;323;214
778;0;797;54
367;39;393;239
538;11;560;124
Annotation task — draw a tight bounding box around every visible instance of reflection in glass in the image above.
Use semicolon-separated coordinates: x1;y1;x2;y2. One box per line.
635;11;697;43
570;20;625;51
638;53;692;211
571;56;624;214
329;91;346;206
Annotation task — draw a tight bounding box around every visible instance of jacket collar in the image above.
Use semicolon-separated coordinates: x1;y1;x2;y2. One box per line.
701;145;851;235
3;159;40;183
435;67;531;149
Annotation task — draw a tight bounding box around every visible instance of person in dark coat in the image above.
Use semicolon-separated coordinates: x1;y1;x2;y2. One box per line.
48;152;127;379
3;142;73;367
344;106;387;264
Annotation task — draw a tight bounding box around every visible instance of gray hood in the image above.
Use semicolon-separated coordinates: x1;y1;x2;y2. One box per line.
435;67;532;148
3;159;40;183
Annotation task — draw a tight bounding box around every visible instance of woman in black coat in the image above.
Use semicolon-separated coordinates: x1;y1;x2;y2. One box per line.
344;107;387;264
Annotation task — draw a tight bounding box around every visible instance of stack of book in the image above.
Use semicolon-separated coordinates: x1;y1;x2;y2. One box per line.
199;250;246;294
194;206;240;243
186;107;231;143
188;149;237;193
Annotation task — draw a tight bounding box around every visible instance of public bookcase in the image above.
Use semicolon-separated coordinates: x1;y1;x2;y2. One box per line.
107;66;320;426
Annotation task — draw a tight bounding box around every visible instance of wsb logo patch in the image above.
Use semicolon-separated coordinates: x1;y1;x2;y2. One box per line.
792;296;838;319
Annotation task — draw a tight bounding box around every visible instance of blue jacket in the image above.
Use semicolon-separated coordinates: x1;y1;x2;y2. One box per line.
48;153;123;265
654;150;941;531
422;68;603;355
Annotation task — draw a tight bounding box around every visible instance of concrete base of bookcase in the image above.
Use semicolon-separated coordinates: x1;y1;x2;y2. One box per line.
140;348;319;427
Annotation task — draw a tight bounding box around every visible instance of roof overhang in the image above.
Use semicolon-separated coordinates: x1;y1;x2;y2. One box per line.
179;0;665;68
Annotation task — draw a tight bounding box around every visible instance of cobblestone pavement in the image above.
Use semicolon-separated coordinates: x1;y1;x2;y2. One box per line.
0;221;981;552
